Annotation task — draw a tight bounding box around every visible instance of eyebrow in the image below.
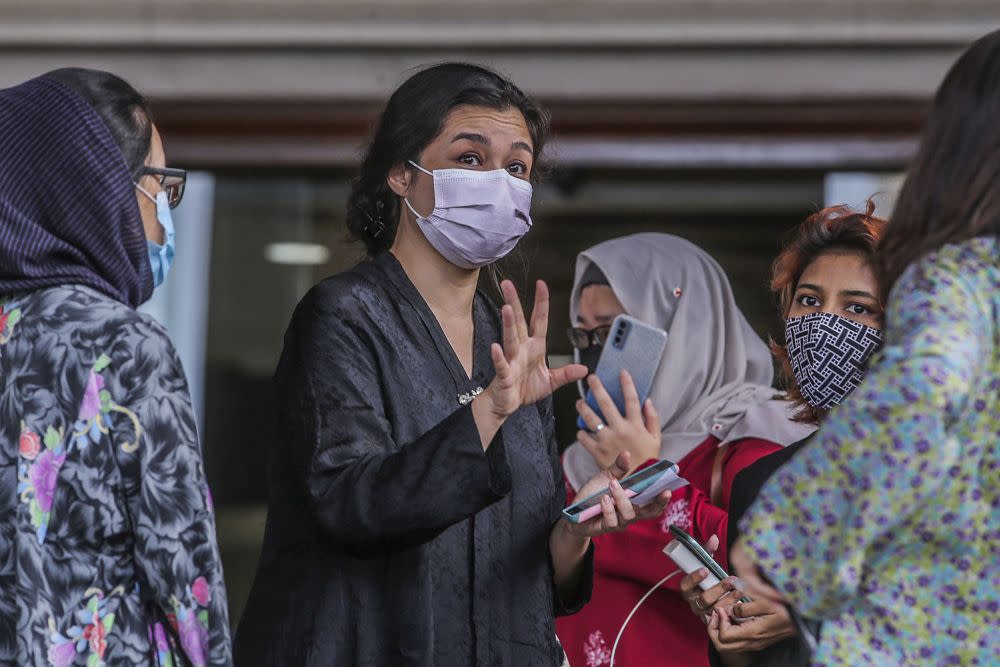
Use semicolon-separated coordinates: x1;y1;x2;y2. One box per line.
797;283;878;301
451;133;533;154
840;289;879;300
452;132;490;146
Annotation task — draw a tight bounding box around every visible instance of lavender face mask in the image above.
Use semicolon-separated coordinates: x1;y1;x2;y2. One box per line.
404;161;533;269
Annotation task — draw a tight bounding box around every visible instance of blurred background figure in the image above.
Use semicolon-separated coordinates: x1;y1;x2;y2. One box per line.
1;1;994;632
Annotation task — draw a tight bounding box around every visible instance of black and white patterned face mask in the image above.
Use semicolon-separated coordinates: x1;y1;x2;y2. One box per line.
785;311;884;409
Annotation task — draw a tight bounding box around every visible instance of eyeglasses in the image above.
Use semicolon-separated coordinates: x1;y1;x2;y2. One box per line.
567;325;612;350
138;166;187;209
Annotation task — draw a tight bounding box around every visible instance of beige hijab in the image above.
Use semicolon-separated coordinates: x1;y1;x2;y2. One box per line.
563;233;816;489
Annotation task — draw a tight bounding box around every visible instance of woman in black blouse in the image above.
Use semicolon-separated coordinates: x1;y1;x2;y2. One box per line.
233;63;671;666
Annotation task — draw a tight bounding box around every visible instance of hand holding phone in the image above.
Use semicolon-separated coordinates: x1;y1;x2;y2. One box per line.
665;525;751;604
562;459;688;524
577;370;662;470
577;315;667;431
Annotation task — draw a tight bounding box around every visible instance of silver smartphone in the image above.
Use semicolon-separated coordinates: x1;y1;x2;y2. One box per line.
577;314;667;430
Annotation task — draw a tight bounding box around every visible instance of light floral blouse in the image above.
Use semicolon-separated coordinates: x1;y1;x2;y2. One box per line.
741;237;999;665
0;285;232;666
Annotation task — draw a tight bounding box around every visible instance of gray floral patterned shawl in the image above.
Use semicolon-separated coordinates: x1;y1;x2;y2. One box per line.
0;286;232;666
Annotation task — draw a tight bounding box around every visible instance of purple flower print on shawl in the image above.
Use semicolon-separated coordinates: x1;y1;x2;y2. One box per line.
28;447;66;514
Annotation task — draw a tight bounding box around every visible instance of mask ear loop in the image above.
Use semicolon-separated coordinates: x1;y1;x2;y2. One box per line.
403;160;434;220
407;159;433;176
402;197;429;221
134;182;157;204
134;183;172;249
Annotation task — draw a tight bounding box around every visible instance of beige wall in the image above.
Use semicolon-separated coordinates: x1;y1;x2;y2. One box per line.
3;0;991;169
0;0;994;104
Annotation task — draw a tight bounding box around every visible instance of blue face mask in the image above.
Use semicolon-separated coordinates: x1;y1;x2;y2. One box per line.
137;187;176;288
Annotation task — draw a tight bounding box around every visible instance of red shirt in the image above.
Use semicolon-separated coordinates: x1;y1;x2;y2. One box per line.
556;435;781;667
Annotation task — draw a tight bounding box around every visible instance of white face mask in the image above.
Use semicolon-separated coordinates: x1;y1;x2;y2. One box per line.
403;160;533;269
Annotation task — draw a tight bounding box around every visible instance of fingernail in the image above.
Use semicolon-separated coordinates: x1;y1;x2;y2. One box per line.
730;577;747;592
697;568;706;577
611;479;622;491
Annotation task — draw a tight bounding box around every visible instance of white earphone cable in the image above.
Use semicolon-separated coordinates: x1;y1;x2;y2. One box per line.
609;568;682;667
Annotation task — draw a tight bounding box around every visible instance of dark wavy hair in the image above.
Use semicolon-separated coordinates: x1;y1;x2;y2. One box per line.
770;200;887;424
44;68;153;178
345;62;550;257
881;29;1000;291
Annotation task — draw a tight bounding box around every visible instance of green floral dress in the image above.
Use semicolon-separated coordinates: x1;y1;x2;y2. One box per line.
740;237;999;665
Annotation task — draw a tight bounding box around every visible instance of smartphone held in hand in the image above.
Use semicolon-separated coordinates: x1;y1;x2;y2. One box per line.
562;459;688;523
577;315;667;430
664;524;751;603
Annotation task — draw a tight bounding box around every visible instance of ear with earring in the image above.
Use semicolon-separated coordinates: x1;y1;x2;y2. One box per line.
365;199;385;238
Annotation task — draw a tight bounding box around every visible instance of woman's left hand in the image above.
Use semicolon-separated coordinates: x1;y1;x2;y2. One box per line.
576;371;661;470
707;598;798;653
483;280;587;418
562;451;672;538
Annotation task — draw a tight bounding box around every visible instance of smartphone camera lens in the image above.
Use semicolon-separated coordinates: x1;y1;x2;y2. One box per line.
614;324;626;347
